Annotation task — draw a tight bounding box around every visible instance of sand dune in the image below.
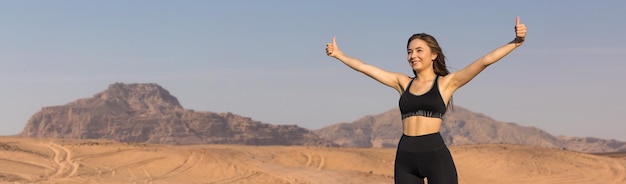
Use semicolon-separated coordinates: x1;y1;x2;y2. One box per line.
1;136;625;184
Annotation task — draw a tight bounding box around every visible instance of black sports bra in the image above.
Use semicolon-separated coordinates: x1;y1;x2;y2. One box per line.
398;76;447;119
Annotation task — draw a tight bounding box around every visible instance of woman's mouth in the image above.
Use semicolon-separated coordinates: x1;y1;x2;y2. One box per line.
410;60;420;66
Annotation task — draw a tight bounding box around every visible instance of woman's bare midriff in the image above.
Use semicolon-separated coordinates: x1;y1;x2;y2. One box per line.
402;116;442;136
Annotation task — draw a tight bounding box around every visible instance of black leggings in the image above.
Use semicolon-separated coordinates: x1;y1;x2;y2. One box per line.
394;133;457;184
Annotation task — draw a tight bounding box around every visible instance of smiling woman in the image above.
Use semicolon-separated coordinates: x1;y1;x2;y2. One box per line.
325;17;527;184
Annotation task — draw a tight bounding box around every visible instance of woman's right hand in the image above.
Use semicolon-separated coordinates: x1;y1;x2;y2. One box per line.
325;37;343;58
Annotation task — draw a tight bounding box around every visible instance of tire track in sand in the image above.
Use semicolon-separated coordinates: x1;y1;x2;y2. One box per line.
47;142;79;178
134;151;203;183
0;157;52;182
206;170;263;184
301;152;325;170
609;162;626;183
202;149;272;184
0;158;54;170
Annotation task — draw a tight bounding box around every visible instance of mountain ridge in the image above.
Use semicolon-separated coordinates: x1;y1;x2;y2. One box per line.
19;83;335;146
18;82;625;153
315;106;626;153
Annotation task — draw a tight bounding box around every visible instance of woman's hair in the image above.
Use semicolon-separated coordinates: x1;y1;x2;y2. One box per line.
407;33;450;77
407;33;454;110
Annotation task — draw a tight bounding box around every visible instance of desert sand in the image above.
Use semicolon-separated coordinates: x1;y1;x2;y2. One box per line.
1;136;625;184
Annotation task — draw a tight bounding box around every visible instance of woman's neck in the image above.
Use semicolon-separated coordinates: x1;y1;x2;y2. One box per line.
415;70;437;81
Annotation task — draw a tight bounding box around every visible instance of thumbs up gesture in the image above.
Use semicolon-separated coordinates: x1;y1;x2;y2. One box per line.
514;16;527;46
326;37;344;58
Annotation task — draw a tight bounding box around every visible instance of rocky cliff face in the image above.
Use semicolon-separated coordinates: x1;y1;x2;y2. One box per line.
315;107;626;153
19;83;333;146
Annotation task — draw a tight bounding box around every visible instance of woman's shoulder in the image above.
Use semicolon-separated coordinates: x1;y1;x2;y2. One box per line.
395;73;413;91
395;73;412;82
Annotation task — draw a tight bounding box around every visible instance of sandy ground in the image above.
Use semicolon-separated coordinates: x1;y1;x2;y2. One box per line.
1;136;625;184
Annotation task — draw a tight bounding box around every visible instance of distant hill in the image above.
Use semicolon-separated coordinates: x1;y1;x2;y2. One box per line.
315;107;626;153
18;82;625;153
19;83;334;146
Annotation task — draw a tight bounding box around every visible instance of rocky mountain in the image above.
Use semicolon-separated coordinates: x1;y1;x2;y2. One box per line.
315;107;626;153
18;82;625;152
19;83;333;146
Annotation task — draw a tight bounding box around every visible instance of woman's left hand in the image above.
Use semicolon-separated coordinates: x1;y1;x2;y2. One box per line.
514;16;527;46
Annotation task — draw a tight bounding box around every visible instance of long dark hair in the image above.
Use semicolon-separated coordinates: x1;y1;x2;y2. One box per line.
407;33;453;109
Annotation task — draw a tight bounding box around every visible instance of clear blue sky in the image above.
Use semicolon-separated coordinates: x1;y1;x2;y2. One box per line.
2;1;625;141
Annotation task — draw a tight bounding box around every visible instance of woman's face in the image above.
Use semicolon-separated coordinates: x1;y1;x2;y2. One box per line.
407;39;438;72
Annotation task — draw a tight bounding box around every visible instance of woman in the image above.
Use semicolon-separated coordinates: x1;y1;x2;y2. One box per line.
325;17;527;184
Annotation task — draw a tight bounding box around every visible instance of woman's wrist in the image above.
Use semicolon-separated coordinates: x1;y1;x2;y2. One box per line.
510;37;524;47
